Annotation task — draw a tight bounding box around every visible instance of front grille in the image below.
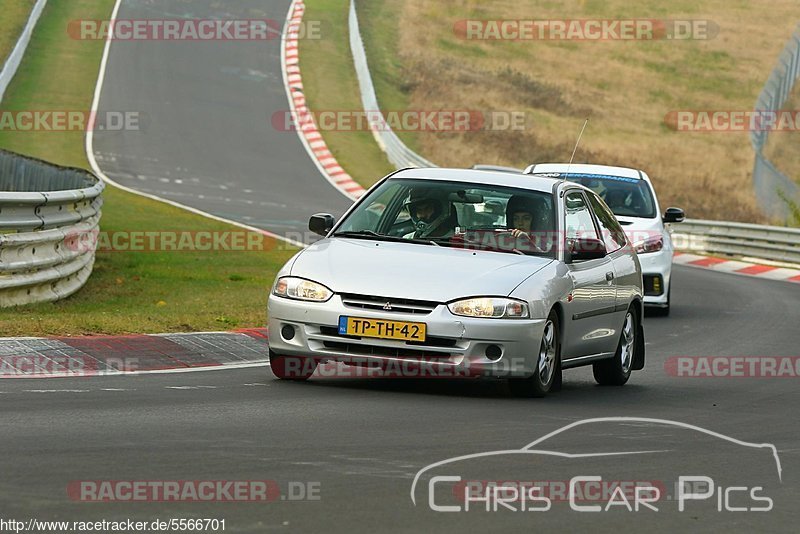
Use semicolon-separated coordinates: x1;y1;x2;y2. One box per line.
318;326;457;348
321;340;453;361
339;293;438;315
643;274;664;296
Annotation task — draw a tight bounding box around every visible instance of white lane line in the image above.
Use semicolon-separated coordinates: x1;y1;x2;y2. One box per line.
23;389;90;393
165;385;218;390
242;383;269;387
0;360;269;378
100;388;132;391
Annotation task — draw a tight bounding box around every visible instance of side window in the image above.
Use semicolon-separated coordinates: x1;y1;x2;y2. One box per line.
564;191;599;242
587;193;627;253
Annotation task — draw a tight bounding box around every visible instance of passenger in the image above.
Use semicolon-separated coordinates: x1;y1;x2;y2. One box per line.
505;195;552;252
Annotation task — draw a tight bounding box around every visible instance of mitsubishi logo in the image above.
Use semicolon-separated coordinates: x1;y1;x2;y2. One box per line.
383;302;393;310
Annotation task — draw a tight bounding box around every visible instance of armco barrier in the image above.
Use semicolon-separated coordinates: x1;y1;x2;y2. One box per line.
0;149;104;307
349;0;433;169
672;219;800;265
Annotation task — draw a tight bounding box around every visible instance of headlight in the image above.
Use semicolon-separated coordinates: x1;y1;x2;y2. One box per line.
634;235;664;254
448;297;529;319
272;277;333;302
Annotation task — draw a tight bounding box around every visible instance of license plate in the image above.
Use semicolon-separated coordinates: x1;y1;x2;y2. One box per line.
338;316;426;342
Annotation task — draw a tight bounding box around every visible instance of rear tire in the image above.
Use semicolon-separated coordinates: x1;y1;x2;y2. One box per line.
269;351;317;381
593;307;637;386
508;311;561;398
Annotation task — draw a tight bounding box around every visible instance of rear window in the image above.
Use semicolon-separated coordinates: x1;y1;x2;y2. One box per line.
536;172;656;218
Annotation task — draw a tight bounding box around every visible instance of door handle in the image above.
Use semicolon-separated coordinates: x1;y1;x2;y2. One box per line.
606;271;615;281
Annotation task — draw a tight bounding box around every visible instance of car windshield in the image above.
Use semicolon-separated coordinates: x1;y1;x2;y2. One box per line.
538;172;656;218
333;178;557;257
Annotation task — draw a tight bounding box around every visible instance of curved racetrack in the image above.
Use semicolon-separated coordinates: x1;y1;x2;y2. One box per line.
3;0;798;531
92;0;352;238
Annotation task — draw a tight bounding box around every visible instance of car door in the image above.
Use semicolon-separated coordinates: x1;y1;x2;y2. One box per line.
586;191;640;322
561;190;619;360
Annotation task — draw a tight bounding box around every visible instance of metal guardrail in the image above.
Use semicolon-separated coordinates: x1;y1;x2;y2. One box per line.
0;149;104;307
349;0;433;169
672;219;800;265
0;0;49;103
751;24;800;221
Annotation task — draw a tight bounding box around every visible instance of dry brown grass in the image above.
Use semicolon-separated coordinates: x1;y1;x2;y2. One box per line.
764;84;800;190
373;0;800;222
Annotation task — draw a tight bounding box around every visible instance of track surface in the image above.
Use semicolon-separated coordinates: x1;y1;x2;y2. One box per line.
92;0;352;239
6;0;796;531
2;267;799;532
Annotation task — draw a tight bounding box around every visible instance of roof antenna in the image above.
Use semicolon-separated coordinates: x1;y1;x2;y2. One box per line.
563;117;589;181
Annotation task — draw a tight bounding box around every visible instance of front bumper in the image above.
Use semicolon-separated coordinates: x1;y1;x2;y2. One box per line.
638;248;672;306
267;294;546;378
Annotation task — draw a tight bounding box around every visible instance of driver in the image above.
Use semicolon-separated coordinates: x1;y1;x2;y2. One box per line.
404;188;458;239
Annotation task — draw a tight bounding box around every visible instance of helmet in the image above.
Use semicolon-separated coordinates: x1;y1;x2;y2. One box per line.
405;188;452;238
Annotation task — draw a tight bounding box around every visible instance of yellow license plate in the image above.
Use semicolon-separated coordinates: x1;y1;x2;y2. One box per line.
338;316;426;342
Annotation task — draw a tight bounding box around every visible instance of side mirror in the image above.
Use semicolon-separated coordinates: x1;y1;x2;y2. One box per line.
568;237;607;262
309;213;335;237
662;207;685;223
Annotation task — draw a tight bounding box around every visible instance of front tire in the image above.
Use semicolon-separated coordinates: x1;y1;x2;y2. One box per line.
269;351;317;381
508;311;561;398
593;307;637;386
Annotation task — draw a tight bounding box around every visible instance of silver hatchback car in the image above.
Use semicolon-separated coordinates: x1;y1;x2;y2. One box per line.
267;168;645;396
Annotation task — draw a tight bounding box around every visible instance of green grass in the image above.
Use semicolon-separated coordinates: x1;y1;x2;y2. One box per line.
0;0;35;66
0;0;297;335
300;0;393;188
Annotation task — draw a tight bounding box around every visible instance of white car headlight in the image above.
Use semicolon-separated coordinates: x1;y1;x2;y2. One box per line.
272;277;333;302
448;297;529;319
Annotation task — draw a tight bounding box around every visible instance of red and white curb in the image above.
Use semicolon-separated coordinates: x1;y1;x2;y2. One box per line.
282;0;366;201
0;329;271;378
674;252;800;283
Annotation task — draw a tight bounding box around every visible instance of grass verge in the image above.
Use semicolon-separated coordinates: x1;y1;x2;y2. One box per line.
0;0;298;336
0;0;36;66
300;0;393;188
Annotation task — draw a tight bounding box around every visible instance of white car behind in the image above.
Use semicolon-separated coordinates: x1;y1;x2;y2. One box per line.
524;163;684;315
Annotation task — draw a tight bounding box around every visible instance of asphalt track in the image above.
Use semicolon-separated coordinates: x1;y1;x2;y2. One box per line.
2;266;798;532
5;0;797;532
91;0;353;239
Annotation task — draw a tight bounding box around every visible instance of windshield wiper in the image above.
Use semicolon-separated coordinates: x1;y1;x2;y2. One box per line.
332;230;438;246
431;235;525;255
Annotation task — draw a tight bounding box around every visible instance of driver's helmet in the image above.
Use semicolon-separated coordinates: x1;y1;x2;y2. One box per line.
405;188;452;238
